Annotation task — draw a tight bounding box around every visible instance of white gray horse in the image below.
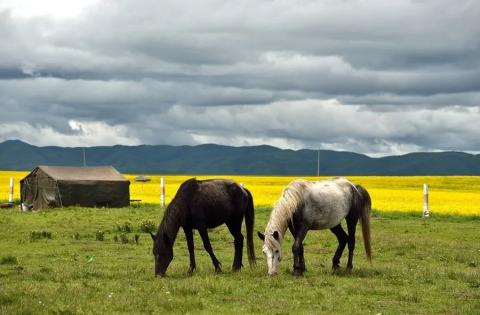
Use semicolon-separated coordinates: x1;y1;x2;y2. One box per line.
258;177;372;276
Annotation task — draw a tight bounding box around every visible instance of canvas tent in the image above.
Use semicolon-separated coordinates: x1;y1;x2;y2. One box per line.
21;166;130;210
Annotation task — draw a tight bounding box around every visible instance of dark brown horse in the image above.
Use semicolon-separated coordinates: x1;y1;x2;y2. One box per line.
151;178;256;277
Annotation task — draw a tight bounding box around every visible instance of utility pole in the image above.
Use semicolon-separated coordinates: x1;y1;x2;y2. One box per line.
8;177;14;204
317;150;320;177
423;184;430;218
160;177;166;208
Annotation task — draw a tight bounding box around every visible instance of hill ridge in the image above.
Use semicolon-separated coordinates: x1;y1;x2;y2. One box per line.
0;140;479;175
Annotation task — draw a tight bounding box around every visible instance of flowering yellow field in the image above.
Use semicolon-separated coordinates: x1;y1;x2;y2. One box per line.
1;171;479;215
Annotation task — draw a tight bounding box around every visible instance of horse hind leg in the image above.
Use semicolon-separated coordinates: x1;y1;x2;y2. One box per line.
346;214;359;270
330;224;348;271
226;220;244;272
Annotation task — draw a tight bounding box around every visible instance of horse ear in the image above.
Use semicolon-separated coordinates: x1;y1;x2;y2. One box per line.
149;232;156;240
272;231;279;240
257;231;265;241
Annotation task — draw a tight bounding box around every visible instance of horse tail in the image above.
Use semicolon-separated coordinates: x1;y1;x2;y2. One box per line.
244;187;256;266
356;184;372;261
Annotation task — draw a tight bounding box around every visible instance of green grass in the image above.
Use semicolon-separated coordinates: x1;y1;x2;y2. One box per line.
0;205;479;314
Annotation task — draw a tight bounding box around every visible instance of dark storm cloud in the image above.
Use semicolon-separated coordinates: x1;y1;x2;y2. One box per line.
0;0;479;155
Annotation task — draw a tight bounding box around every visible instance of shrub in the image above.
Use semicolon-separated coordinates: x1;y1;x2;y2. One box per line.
119;233;129;244
0;255;18;265
95;230;105;241
134;234;140;244
116;221;134;233
30;230;53;241
139;219;157;233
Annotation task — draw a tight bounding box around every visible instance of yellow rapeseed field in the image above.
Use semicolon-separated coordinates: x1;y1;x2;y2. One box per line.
1;171;479;215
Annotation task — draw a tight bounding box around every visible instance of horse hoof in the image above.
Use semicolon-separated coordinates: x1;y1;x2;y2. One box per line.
292;269;304;276
187;268;196;276
332;265;341;273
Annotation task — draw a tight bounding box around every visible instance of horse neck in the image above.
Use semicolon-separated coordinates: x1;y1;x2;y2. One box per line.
266;181;307;240
266;199;300;241
159;202;183;243
265;211;289;241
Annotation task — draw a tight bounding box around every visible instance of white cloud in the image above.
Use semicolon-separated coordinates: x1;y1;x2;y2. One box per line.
0;121;140;147
0;0;479;155
0;0;98;19
158;100;480;155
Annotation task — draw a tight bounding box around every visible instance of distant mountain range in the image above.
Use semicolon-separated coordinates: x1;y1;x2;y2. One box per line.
0;140;479;175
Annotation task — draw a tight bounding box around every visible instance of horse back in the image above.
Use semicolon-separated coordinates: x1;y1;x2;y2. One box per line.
189;179;248;228
301;180;352;230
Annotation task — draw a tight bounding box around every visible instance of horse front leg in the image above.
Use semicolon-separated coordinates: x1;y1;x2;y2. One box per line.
291;226;308;276
198;226;222;273
184;227;196;275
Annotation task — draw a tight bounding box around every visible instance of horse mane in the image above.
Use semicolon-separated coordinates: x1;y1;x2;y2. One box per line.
265;179;310;244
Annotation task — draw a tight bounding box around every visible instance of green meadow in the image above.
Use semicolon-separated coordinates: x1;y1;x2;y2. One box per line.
0;205;479;314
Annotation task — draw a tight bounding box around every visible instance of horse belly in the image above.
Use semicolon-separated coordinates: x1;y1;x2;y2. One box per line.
308;209;346;230
205;209;231;228
195;202;236;229
303;190;349;230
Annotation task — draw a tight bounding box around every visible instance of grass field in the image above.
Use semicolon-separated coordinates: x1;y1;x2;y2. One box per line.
1;171;480;216
0;205;479;314
1;171;479;313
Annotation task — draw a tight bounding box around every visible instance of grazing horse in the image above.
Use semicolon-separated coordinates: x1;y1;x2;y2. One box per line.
258;177;371;276
151;178;256;277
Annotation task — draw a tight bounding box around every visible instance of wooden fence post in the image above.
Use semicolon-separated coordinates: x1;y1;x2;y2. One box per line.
8;177;14;204
423;183;429;218
160;177;165;208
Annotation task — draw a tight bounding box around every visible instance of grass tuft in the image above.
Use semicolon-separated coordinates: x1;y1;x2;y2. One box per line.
30;230;53;241
0;255;18;265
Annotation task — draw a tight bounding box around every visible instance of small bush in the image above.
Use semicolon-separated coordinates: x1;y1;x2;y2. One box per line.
0;255;18;265
116;221;134;233
139;219;157;233
120;233;129;244
134;234;140;244
95;230;105;241
113;233;138;245
30;230;53;241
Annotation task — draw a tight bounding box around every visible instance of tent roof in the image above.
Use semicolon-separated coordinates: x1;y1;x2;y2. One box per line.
34;165;128;182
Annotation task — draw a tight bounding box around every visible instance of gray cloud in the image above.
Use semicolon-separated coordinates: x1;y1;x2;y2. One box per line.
0;0;479;155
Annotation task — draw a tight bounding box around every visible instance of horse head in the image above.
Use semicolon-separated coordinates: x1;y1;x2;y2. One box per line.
150;231;174;277
257;230;282;275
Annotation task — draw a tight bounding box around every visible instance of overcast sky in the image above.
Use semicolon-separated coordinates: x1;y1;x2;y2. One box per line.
0;0;479;156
